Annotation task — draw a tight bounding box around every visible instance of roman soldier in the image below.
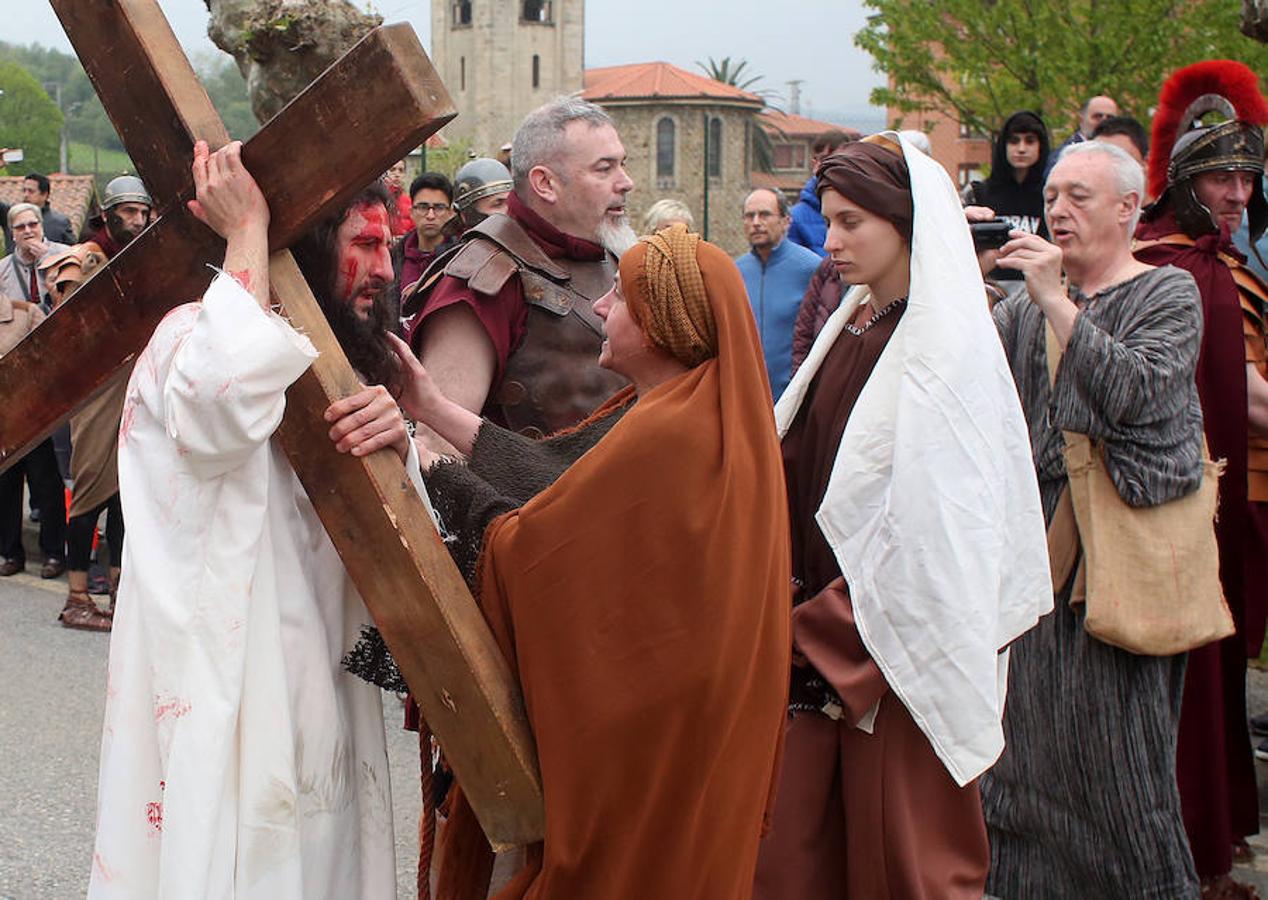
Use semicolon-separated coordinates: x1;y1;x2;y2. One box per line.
1134;60;1268;900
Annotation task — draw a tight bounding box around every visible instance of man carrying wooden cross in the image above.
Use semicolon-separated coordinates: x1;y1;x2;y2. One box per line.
89;140;417;899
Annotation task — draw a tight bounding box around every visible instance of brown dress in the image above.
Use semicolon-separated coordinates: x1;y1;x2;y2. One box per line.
754;298;989;900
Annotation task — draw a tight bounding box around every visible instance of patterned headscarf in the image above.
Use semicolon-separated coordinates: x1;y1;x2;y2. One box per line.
620;224;718;368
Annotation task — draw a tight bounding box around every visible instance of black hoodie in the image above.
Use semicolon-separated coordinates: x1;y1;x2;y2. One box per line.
967;111;1050;279
971;111;1050;233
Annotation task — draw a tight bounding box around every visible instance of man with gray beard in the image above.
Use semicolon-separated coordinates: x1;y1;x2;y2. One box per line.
404;96;635;448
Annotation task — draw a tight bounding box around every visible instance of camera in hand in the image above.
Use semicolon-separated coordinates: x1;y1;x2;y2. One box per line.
970;219;1013;251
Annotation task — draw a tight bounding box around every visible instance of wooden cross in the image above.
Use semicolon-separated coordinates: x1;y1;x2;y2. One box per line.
0;0;543;848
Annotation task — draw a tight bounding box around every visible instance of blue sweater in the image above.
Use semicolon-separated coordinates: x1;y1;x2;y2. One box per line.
787;177;827;257
736;237;822;400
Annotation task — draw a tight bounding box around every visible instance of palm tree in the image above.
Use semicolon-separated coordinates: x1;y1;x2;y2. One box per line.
695;56;765;93
695;56;777;174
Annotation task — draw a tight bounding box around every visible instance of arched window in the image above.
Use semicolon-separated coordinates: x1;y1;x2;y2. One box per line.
707;117;723;178
532;54;541;89
452;0;472;26
522;0;552;23
656;117;676;179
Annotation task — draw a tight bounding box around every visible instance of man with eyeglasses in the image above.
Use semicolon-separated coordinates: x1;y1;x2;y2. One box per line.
736;187;821;399
396;172;455;297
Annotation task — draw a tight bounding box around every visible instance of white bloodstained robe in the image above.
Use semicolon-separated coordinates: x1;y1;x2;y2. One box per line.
89;273;410;899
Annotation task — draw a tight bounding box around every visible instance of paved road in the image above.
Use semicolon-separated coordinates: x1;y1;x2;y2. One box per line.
0;571;421;899
4;564;1268;897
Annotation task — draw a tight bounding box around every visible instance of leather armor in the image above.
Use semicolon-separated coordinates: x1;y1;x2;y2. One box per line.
406;214;628;438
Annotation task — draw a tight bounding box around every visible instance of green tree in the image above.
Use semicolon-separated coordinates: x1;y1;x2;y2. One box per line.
856;0;1268;139
192;51;260;141
0;59;64;175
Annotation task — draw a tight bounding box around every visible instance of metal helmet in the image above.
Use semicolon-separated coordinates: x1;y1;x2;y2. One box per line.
452;158;512;214
1144;61;1268;242
101;175;152;210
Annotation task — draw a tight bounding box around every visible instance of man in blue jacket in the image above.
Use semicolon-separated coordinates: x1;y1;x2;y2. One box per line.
787;130;852;257
736;187;821;400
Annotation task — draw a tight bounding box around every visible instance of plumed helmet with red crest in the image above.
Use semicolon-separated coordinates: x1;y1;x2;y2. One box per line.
1144;60;1268;241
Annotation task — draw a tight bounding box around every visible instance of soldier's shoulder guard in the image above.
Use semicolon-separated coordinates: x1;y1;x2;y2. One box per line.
401;236;521;317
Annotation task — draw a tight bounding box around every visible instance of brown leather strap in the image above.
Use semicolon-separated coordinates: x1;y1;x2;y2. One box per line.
470;213;572;282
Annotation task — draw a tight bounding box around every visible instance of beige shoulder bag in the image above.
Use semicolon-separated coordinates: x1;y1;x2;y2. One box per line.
1044;322;1233;655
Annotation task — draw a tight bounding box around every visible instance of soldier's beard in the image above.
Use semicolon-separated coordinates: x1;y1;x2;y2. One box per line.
596;215;637;257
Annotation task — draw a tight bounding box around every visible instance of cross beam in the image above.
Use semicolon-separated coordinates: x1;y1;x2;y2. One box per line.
0;1;543;847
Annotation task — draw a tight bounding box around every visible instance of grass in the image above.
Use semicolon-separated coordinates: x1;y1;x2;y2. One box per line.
66;141;134;181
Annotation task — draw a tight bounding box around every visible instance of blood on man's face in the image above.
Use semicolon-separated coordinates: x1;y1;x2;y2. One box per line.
334;202;394;320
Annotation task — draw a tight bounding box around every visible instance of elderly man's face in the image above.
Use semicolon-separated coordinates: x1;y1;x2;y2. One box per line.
1080;96;1118;137
537;121;634;242
1193;170;1257;234
10;210;45;258
743;189;789;252
1045;152;1138;272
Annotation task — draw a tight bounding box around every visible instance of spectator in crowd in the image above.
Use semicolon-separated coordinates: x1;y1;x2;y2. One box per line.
641;198;694;235
964;111;1050;289
790;256;844;374
39;245;117;631
0;203;69;311
983;140;1202;898
84;175;152;256
1045;94;1118;178
394;172;455;298
787;129;853;257
23;172;75;245
736;187;821;399
0;200;9;253
1092;115;1150;198
384;158;413;237
0;219;67;580
448;157;513;236
1134;60;1268;899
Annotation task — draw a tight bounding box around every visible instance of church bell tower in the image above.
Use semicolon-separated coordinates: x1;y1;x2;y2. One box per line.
430;0;586;158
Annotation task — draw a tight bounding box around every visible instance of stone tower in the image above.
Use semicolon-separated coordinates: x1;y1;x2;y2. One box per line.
430;0;586;158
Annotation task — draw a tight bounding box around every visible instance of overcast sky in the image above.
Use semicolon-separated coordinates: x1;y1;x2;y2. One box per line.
13;0;886;129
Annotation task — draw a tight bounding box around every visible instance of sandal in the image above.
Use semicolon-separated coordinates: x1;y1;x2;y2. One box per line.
1201;875;1262;900
58;591;113;632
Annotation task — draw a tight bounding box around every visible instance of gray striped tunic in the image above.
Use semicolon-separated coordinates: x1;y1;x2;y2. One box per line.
983;266;1204;899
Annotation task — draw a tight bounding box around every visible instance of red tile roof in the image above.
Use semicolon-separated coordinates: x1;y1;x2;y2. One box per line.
759;109;860;141
0;174;97;239
584;62;763;106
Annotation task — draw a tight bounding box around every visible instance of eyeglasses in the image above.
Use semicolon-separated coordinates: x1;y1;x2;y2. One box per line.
12;220;41;232
411;202;451;216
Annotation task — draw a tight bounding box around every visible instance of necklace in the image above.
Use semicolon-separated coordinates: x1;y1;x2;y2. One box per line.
844;297;907;336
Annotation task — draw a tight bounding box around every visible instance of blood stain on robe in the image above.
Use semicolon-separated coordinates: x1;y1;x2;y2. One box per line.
154;694;191;722
145;800;163;833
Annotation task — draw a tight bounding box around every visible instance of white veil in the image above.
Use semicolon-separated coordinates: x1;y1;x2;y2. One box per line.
775;132;1052;785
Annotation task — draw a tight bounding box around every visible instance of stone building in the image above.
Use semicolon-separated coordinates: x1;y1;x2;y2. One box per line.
754;108;862;205
426;1;857;255
583;62;763;255
430;0;586;157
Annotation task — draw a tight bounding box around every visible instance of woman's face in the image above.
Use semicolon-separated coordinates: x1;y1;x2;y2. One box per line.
1006;131;1041;174
821;188;908;288
593;273;647;374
